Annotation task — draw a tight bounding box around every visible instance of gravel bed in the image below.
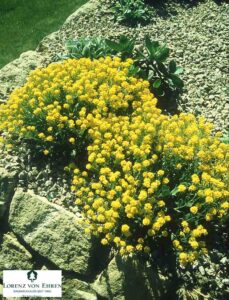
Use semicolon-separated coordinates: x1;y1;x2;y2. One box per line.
39;0;229;133
0;146;76;211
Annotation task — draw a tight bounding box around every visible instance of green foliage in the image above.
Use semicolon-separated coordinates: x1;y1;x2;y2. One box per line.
59;37;116;60
220;132;229;144
105;35;135;60
112;0;151;26
105;35;184;100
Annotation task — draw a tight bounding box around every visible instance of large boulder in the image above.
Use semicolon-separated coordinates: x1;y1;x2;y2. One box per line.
0;232;34;280
0;168;17;221
92;255;171;300
9;189;93;275
0;51;44;101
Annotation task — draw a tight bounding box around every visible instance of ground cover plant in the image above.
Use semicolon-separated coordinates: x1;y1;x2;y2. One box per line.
60;37;116;60
0;0;88;68
0;57;228;268
112;0;152;26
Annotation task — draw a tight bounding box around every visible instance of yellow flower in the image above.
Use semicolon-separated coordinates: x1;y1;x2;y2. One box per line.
191;174;200;184
38;132;45;139
178;184;186;192
176;163;182;170
179;252;188;264
142;217;151;226
43;149;49;155
113;237;121;244
181;221;189;227
121;224;130;234
101;238;108;245
190;206;198;214
158;200;165;207
189;241;199;249
173;240;180;248
205;196;213;203
46;135;54;142
69;137;75;144
138;190;147;201
157;170;165;176
126;245;134;252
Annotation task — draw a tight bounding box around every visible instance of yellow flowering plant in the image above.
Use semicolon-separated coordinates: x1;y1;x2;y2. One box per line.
0;57;228;266
0;57;134;159
72;105;229;265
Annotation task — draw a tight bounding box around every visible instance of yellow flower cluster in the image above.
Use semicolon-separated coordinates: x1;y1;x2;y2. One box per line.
72;106;228;263
1;57;228;265
0;57;135;154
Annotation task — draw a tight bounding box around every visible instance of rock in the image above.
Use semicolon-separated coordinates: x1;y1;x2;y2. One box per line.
0;232;33;280
92;255;170;300
64;0;100;24
62;277;97;300
0;51;45;101
9;189;92;275
0;168;17;221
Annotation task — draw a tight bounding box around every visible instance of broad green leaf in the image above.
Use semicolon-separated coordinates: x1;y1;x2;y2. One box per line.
82;45;90;57
119;35;135;52
145;35;159;56
157;62;168;74
153;79;162;89
169;60;176;73
105;39;122;52
220;136;229;144
170;74;184;88
155;46;170;63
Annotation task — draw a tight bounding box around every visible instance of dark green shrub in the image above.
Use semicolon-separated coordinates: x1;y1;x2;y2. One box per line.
112;0;151;26
106;35;184;100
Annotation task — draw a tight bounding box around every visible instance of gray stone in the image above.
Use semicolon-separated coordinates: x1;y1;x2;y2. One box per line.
0;51;44;101
92;255;170;300
0;232;33;279
0;168;17;221
9;189;92;275
64;0;100;24
62;277;97;300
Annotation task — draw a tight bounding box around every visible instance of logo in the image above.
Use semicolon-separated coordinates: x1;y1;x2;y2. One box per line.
3;270;62;297
27;270;38;282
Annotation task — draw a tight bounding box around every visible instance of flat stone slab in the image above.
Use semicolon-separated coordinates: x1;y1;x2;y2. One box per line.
0;232;33;280
9;189;92;275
